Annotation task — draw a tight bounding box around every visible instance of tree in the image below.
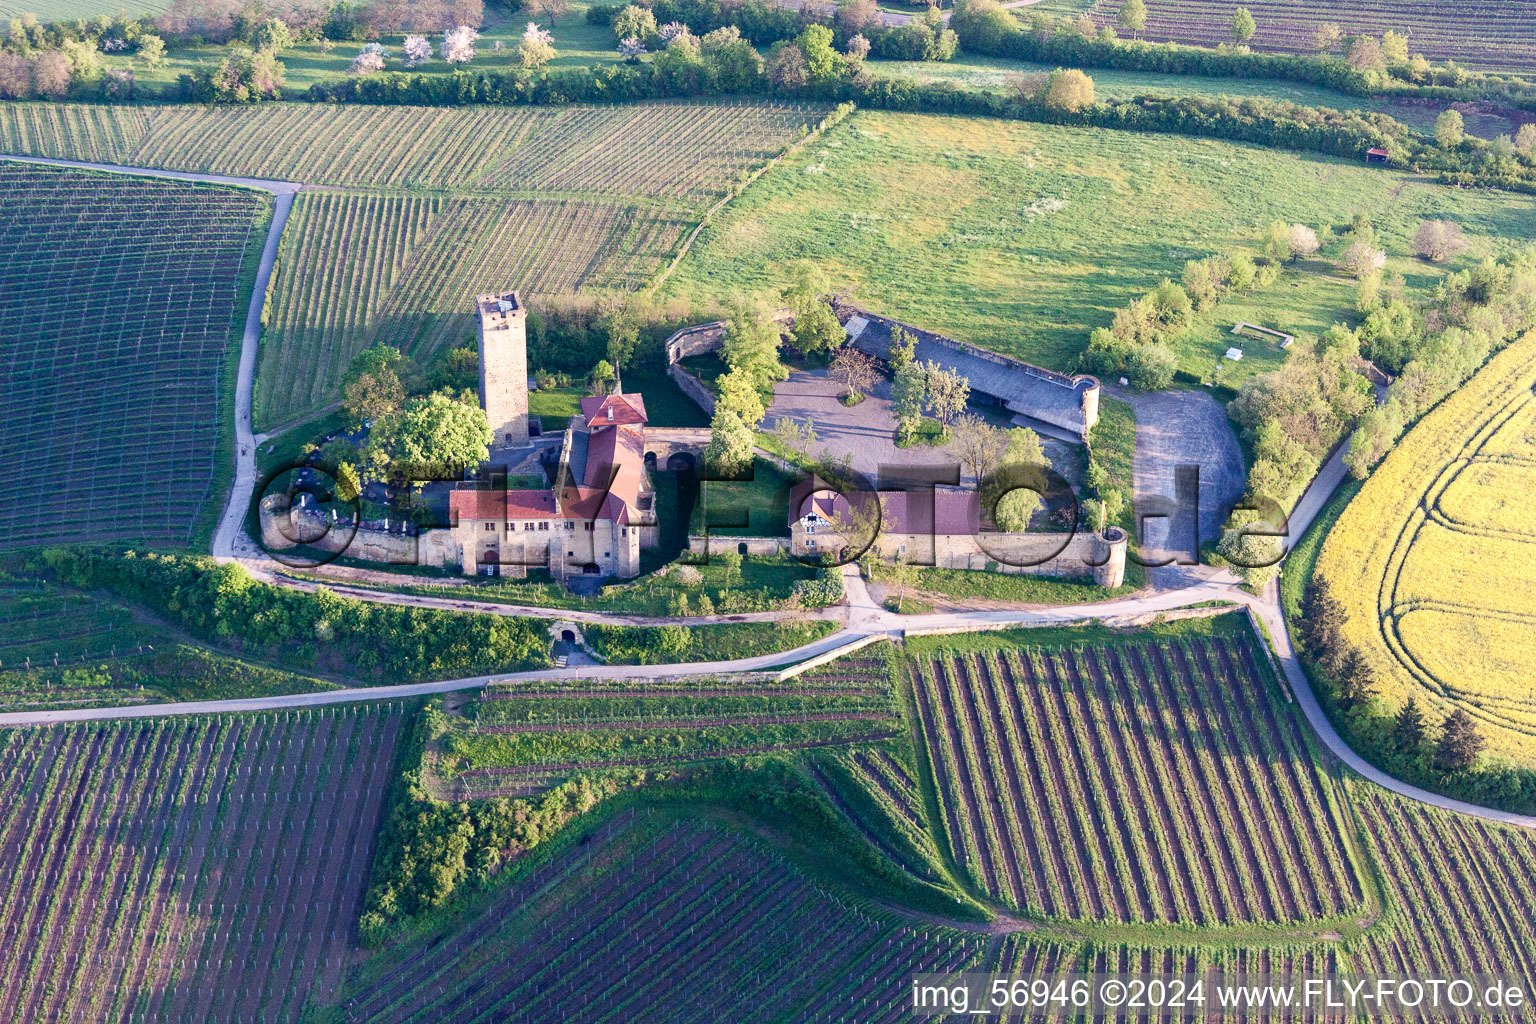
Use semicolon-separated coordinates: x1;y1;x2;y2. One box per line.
0;52;27;98
1226;250;1256;292
1434;109;1465;149
722;307;787;392
1230;6;1254;44
782;263;842;354
1287;224;1321;259
770;416;818;454
1392;697;1426;756
792;23;841;84
136;34;166;69
1345;34;1385;73
1005;69;1049;101
518;21;554;67
716;549;743;586
923;362;970;428
1341;241;1386;279
350;43;387;73
705;409;755;475
888;326;917;369
716;365;766;429
838;0;880;35
845;33;871;63
1335;646;1376;708
1261;220;1291;263
992;424;1047;528
1516;123;1536;157
1117;0;1145;39
890;362;928;438
443;24;479;63
885;553;917;612
1311;21;1340;53
765;41;809;90
403;35;432;65
610;4;655;40
1434;708;1485;772
1042;68;1094;113
364;392;491;476
590;358;616;395
250;17;292;53
1412;219;1466;262
1301;578;1345;654
829;346;879;400
948;413;1007;485
1379;29;1409;63
617;36;646;58
602;306;640;370
342;345;409;426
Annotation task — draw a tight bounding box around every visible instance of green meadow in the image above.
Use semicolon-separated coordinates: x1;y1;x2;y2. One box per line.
666;109;1536;379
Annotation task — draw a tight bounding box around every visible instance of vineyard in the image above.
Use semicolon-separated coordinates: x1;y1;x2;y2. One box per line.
323;809;990;1024
1085;0;1536;74
0;100;827;194
1315;329;1536;766
0;161;266;550
905;626;1364;925
257;192;687;425
0;706;402;1024
442;656;898;799
1353;785;1536;985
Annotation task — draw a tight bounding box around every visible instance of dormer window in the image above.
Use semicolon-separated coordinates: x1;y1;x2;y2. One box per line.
606;406;614;421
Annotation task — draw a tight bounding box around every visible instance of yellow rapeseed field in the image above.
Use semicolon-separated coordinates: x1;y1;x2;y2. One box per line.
1316;329;1536;765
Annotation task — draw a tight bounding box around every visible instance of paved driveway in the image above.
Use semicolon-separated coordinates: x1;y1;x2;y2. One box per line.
767;368;955;484
1121;389;1246;587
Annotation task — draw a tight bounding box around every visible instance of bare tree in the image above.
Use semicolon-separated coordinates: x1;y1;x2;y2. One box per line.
1004;70;1049;101
0;53;29;99
31;52;70;97
1412;219;1466;262
829;346;879;400
837;0;880;36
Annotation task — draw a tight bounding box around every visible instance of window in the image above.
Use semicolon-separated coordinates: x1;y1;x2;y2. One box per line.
566;522;574;531
808;540;817;550
806;524;816;535
584;522;594;532
538;522;548;531
524;522;534;532
484;523;494;532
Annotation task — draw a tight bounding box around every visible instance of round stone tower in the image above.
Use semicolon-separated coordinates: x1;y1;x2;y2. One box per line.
1092;526;1128;588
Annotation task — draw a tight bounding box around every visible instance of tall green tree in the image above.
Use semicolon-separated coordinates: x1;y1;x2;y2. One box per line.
722;306;787;392
1117;0;1145;39
1230;6;1255;43
1434;708;1485;772
341;345;409;427
1392;697;1426;756
890;362;928;438
364;392;492;476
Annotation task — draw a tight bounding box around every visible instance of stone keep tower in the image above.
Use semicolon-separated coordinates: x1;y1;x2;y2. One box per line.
476;291;530;448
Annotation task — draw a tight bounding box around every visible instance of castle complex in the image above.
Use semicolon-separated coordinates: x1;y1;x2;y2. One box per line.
447;291;660;579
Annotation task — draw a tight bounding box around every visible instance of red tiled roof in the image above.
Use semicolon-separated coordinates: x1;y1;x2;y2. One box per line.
580;393;648;428
450;487;558;521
